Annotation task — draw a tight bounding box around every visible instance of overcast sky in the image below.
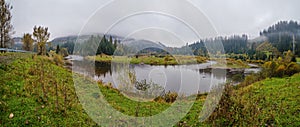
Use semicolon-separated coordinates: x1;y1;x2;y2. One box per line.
7;0;300;47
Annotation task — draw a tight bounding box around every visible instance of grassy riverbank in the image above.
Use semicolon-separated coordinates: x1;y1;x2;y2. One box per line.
86;54;251;69
1;53;299;126
86;54;207;65
211;58;250;69
231;74;300;126
0;53;97;126
0;53;207;126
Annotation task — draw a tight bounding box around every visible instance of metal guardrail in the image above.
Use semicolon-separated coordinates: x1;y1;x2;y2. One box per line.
0;48;34;53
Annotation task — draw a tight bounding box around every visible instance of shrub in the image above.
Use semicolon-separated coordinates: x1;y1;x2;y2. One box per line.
275;65;286;77
60;48;69;57
262;61;278;77
164;91;178;103
231;74;244;82
206;83;234;126
53;54;64;66
164;55;173;62
240;73;264;87
286;62;300;76
154;91;178;103
262;60;300;78
134;79;150;91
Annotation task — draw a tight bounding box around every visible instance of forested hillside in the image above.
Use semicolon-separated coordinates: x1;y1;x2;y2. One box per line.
188;20;300;57
260;21;300;55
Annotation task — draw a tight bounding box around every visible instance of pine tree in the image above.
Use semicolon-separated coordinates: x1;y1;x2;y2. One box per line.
109;36;113;44
56;45;60;54
114;39;118;48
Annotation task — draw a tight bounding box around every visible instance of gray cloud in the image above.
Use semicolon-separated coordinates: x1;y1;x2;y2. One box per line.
191;0;300;37
7;0;300;47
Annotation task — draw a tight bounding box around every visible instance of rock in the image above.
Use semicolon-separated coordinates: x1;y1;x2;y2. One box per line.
9;113;14;119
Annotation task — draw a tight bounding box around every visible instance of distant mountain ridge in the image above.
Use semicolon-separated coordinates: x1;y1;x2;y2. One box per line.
51;34;131;45
11;20;300;55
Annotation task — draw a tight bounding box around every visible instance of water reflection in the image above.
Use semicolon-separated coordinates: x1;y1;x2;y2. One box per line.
70;52;261;95
73;60;229;95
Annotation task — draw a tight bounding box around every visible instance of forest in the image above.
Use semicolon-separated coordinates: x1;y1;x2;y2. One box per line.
53;20;300;62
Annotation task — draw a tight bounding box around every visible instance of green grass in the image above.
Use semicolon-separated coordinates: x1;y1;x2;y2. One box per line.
87;55;207;65
228;74;300;126
1;53;299;126
211;58;250;69
296;57;300;63
0;53;96;126
0;53;207;126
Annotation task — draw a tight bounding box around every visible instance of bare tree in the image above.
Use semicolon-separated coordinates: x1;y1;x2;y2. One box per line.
33;26;50;55
22;33;34;51
0;0;14;49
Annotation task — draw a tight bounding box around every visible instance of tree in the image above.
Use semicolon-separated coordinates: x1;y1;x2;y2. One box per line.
22;33;34;51
114;39;118;48
61;41;75;54
260;20;300;56
60;48;69;57
256;42;280;60
284;50;295;63
109;36;113;44
96;35;115;55
33;26;50;55
0;0;14;48
56;45;60;54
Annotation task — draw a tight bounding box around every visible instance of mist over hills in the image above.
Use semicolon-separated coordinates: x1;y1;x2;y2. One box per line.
11;20;300;56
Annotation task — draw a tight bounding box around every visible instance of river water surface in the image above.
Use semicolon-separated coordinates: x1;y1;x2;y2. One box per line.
69;55;259;95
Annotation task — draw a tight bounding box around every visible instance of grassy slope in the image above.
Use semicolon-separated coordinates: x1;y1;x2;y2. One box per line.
232;74;300;126
0;53;96;126
1;53;299;126
0;53;207;126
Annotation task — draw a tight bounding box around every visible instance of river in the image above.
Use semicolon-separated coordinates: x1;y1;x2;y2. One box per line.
68;55;260;95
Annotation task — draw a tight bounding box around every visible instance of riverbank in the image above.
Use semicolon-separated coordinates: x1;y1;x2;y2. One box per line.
0;53;97;126
86;54;207;65
0;53;207;126
209;58;251;69
222;74;300;126
86;55;253;69
1;53;299;126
